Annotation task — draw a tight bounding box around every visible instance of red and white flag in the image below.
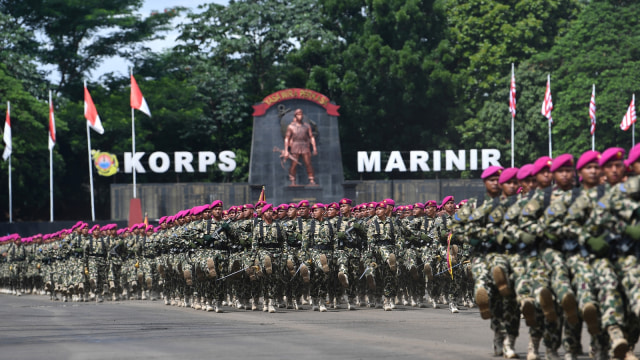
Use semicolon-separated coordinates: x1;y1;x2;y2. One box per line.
620;94;636;131
84;81;104;134
2;101;10;161
541;74;553;125
130;74;151;117
48;91;56;150
509;64;516;118
589;85;596;135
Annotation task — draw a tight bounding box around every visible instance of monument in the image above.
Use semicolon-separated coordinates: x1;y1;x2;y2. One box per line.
249;88;348;204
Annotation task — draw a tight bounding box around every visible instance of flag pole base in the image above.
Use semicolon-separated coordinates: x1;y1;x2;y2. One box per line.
128;198;143;227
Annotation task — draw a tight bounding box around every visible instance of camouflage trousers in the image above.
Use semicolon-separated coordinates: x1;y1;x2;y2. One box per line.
401;248;424;302
616;254;640;347
87;256;109;294
366;245;398;298
435;244;461;302
593;257;625;329
563;252;598;353
282;249;308;302
193;249;228;302
541;248;576;352
255;249;282;300
310;250;333;300
421;245;439;299
516;253;562;350
228;251;254;302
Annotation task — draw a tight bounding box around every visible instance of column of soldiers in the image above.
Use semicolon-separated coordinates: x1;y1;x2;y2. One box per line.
3;145;640;359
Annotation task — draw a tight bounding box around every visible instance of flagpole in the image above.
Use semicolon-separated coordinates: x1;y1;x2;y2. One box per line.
8;155;11;223
87;122;96;221
7;101;12;223
131;68;137;199
549;120;552;157
592;84;595;151
510;63;515;167
49;90;54;222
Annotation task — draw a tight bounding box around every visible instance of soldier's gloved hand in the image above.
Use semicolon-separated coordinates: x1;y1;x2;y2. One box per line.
352;222;364;231
203;234;212;241
295;233;303;241
221;222;231;231
420;233;430;241
439;230;449;239
336;232;347;240
624;224;640;240
587;234;609;256
406;235;417;243
544;231;558;243
518;231;536;244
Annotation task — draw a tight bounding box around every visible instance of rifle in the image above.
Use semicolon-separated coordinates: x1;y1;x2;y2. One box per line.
273;146;301;169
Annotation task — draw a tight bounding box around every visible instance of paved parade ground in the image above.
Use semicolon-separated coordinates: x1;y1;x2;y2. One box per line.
0;294;606;360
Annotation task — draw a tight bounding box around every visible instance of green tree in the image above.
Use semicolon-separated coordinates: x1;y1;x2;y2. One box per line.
1;0;176;98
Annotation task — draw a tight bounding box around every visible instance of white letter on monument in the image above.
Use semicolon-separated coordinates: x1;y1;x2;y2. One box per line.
124;152;146;174
433;150;441;171
358;151;380;172
198;151;217;172
218;151;236;172
445;150;465;171
482;149;502;168
148;152;170;173
385;151;407;172
410;151;430;171
174;151;195;173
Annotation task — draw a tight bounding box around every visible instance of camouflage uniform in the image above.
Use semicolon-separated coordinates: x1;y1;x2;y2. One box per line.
366;215;399;308
252;218;285;311
334;216;366;307
432;213;461;304
86;232;110;301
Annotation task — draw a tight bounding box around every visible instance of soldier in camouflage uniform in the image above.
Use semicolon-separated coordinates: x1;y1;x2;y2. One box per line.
365;201;399;311
86;224;110;302
584;147;636;360
251;204;285;313
334;198;366;309
304;203;334;312
421;200;440;308
401;202;431;308
231;204;260;310
432;196;461;312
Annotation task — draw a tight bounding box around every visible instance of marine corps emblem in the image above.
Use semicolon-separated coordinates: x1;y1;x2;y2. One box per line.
92;150;119;177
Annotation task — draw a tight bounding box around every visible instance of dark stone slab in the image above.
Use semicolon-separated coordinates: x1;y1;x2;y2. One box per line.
249;97;346;204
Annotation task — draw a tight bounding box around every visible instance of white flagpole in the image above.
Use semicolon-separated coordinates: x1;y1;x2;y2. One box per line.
633;94;636;148
592;84;595;151
49;90;54;222
511;64;515;168
549;120;552;158
131;68;137;199
87;122;96;221
7;101;12;223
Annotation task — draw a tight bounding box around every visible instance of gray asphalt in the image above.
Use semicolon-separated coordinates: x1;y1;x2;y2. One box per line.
0;294;605;360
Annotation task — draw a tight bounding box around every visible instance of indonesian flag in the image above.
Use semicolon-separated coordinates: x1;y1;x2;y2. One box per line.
84;81;104;134
589;85;596;135
620;94;636;131
541;74;553;125
2;102;10;161
48;91;56;150
130;74;151;117
509;63;516;118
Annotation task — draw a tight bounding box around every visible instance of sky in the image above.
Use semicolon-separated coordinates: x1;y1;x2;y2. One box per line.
88;0;227;81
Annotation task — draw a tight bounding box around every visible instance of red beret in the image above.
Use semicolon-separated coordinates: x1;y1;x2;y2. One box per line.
441;196;454;206
211;200;223;208
628;144;640;166
532;156;553;175
298;200;310;208
288;203;298;208
414;202;425;209
367;202;377;208
277;203;289;211
311;203;325;210
339;198;353;205
576;151;601;170
376;201;387;208
481;165;504;179
550;154;574;172
499;167;519;184
327;202;339;209
517;164;534;180
599;147;625;167
243;203;255;210
256;201;266;207
261;203;273;213
425;200;437;207
383;198;395;206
